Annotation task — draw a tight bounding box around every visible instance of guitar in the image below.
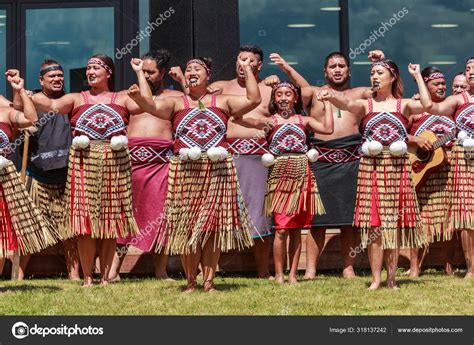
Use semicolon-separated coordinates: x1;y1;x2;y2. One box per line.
407;129;456;191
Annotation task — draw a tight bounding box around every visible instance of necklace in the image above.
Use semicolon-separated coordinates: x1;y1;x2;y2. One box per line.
190;93;207;111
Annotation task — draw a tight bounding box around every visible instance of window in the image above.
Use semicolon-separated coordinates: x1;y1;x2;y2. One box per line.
349;0;474;96
25;6;115;92
239;0;340;86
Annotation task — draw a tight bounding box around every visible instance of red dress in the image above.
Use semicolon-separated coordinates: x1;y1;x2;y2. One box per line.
354;99;422;249
59;92;138;239
266;115;322;229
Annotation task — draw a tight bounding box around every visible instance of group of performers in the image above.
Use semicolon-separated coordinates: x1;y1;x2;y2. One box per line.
0;44;472;292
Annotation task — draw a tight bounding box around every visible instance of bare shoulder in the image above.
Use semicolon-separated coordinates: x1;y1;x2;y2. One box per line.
346;86;370;100
209;79;231;89
161;89;184;98
0;94;11;107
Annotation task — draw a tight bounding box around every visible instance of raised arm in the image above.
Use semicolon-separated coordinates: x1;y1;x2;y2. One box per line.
8;77;38;125
269;53;310;88
306;100;334;135
168;66;189;94
225;57;262;119
127;84;175;120
317;88;365;116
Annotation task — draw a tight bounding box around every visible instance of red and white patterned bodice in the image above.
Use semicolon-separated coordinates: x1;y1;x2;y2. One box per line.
172;95;228;153
69;92;129;140
268;115;308;155
361;98;408;146
0;122;12;156
410;112;456;147
454;92;474;135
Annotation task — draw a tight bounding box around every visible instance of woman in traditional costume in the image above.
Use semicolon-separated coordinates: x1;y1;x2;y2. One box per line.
319;60;429;289
407;66;457;277
417;57;474;279
32;55;147;286
128;56;261;292
1;77;58;258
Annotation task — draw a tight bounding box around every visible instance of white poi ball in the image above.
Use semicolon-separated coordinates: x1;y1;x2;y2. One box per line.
361;141;370;156
457;130;468;143
389;140;407;156
0;156;9;170
207;147;221;162
119;135;128;148
462;138;474;150
179;148;190;161
110;136;123;151
368;140;383;156
188;146;202;160
306;148;319;162
73;135;90;149
261;153;275;167
218;147;228;161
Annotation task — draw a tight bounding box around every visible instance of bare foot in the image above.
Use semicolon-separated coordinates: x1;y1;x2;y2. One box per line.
303;273;316;280
409;269;420;278
108;274;121;284
274;274;285;284
342;267;356;279
203;281;218;292
69;275;81;282
464;271;474;279
444;263;454;276
368;281;381;290
82;277;93;287
386;277;398;289
184;284;197;293
100;279;109;286
288;275;298;284
267;276;275;281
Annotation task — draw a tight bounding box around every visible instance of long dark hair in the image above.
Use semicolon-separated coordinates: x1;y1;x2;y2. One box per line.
372;59;403;98
268;81;303;115
89;54;115;91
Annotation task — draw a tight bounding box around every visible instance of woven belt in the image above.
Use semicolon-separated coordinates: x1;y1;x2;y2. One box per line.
227;138;269;155
312;144;361;163
129;145;173;163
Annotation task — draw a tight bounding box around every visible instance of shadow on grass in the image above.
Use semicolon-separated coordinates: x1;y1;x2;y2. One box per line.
0;285;62;293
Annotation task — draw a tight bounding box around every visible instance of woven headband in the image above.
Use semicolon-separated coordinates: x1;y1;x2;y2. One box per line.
372;60;397;77
40;65;63;77
186;59;211;77
87;58;113;75
273;82;298;96
423;72;445;82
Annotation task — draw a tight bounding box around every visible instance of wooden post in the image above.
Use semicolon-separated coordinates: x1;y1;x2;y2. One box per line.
11;131;30;280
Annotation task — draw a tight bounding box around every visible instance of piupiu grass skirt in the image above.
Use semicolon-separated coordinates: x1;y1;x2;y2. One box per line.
353;152;425;249
58;141;139;239
157;154;254;255
264;154;325;229
416;150;453;242
0;160;58;257
447;145;474;232
27;177;65;228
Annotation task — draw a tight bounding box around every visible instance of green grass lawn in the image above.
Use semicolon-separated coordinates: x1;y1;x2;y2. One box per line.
0;269;472;315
